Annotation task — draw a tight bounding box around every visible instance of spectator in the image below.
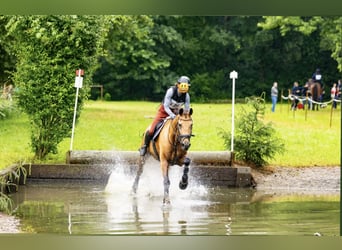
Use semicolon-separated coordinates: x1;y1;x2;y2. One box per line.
337;79;341;106
271;82;278;112
312;68;324;102
291;81;301;110
331;82;337;109
301;81;310;110
312;68;322;84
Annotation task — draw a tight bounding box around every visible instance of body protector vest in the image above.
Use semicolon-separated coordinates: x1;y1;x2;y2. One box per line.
164;86;186;113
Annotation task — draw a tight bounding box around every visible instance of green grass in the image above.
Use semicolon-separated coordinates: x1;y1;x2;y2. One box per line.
0;100;340;169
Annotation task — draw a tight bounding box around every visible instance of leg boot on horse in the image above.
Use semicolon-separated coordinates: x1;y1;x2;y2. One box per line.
179;157;191;190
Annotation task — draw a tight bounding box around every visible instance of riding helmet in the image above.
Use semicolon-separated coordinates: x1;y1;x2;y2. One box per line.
177;76;190;85
177;76;190;93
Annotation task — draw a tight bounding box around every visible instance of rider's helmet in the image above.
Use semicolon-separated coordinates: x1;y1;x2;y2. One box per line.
177;76;190;93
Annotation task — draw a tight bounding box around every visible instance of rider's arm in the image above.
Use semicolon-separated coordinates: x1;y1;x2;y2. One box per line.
163;88;176;118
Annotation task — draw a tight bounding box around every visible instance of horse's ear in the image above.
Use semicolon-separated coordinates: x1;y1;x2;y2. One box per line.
189;108;193;115
179;108;184;116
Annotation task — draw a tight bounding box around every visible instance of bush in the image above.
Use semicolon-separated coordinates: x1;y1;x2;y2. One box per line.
6;16;109;159
104;92;111;101
220;93;285;167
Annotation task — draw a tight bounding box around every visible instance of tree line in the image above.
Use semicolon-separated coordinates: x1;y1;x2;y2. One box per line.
1;16;341;102
0;15;340;159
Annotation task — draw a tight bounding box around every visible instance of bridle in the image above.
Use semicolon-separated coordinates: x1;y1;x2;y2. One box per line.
175;117;194;144
168;116;194;164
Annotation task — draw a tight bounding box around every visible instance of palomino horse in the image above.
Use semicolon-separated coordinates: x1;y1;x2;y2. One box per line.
132;108;194;205
310;82;322;111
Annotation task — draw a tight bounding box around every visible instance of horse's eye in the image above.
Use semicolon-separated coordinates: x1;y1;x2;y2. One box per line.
178;123;182;129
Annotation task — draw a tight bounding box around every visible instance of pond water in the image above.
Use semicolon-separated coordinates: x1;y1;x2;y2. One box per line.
10;164;339;236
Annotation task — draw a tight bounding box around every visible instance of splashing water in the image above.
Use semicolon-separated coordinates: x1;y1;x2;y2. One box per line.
103;157;212;234
105;157;208;200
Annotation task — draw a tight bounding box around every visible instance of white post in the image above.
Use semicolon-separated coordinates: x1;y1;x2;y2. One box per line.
70;69;83;151
229;70;238;152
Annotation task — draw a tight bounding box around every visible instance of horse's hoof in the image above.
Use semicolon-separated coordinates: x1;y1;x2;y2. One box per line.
179;181;188;190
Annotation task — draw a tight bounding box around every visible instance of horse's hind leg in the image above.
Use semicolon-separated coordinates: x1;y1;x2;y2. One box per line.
179;157;191;190
132;156;144;194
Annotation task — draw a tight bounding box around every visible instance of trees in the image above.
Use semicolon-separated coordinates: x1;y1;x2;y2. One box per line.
92;16;340;102
93;16;171;101
5;15;109;159
258;16;342;72
0;17;16;85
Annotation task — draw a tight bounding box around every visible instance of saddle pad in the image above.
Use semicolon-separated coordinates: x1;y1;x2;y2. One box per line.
152;118;169;141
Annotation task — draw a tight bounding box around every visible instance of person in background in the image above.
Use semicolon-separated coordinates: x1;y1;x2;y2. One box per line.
139;76;191;156
291;81;301;110
301;81;310;110
312;68;324;102
312;68;322;84
271;82;278;112
331;82;337;109
337;79;341;109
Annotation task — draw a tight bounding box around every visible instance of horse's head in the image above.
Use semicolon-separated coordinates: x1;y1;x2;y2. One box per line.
176;108;193;151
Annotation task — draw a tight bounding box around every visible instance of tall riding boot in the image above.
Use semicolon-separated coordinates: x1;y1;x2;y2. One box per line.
139;132;152;156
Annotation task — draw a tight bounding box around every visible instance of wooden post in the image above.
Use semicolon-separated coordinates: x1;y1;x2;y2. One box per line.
280;89;283;113
288;89;291;114
330;99;334;128
305;92;308;121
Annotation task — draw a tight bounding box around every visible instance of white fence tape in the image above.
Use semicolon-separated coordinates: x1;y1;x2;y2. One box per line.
281;94;341;105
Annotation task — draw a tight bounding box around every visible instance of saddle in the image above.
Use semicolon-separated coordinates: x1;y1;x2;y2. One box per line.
152;118;169;141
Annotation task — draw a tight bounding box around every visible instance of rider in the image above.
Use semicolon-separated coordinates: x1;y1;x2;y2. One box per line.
139;76;191;156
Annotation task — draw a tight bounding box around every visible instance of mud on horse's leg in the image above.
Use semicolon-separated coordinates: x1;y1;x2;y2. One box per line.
132;156;144;194
179;157;191;190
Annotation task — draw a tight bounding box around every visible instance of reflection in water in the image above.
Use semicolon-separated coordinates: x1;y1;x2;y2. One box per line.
11;161;339;235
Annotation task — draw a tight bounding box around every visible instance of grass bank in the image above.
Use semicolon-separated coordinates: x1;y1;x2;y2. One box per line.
0;100;340;170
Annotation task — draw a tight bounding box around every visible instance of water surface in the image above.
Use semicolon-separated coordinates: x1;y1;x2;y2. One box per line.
11;163;339;235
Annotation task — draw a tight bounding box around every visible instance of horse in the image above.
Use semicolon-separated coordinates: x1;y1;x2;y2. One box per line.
310;82;322;111
132;108;194;205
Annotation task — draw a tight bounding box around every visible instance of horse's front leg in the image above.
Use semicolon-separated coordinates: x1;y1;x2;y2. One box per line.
132;156;144;194
179;157;191;190
161;159;170;205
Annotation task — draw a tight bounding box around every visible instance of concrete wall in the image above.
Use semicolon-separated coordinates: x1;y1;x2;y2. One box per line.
1;151;253;195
